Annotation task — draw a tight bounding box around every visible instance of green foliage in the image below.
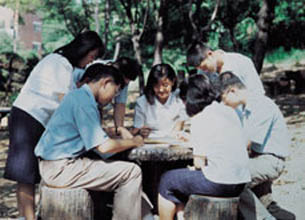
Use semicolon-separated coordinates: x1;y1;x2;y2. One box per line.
265;47;305;65
0;32;13;53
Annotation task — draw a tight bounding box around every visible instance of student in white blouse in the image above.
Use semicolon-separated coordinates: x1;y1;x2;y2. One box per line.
132;63;188;138
4;31;104;220
158;74;250;220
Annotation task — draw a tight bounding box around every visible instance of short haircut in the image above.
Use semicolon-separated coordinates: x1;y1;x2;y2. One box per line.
186;41;211;67
144;63;177;105
185;74;220;117
83;63;125;88
113;57;142;81
54;31;104;68
219;71;246;94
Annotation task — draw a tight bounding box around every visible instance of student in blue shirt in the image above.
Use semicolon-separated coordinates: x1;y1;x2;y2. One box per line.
76;57;142;135
219;71;295;220
35;63;144;220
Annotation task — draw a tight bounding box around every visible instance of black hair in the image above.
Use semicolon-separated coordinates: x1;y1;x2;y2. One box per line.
83;63;125;88
54;31;104;67
179;78;189;103
144;63;178;105
112;57;142;81
186;41;210;68
185;74;220;117
219;71;245;94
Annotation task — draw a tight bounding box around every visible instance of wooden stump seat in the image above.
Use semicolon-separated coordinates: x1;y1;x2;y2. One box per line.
39;184;94;220
184;194;240;220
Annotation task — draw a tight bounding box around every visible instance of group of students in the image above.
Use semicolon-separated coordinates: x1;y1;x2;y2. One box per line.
3;30;295;220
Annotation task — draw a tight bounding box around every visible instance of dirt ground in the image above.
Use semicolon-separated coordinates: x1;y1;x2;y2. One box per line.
1;67;305;219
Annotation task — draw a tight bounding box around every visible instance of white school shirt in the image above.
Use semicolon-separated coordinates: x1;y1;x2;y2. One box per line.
191;101;251;184
240;94;290;158
133;92;188;138
14;53;74;127
222;52;265;95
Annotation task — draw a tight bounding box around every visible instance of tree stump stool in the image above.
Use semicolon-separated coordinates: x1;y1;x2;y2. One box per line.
39;184;94;220
184;194;239;220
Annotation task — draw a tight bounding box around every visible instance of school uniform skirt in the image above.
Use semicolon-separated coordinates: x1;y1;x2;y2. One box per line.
159;168;245;204
4;107;45;184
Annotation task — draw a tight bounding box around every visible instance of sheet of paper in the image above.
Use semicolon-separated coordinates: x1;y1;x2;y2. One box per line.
144;136;192;148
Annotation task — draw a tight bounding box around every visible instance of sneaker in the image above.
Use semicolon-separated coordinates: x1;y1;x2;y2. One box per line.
266;202;296;220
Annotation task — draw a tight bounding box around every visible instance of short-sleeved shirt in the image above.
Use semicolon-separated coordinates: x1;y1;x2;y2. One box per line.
222;52;265;95
239;94;290;158
133;92;188;138
191;101;251;184
34;84;109;160
14;53;74;127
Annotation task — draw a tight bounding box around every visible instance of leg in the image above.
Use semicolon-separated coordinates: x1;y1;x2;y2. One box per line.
158;194;176;220
17;183;35;220
39;158;142;220
246;154;295;219
176;203;185;220
239;188;276;220
4;107;44;219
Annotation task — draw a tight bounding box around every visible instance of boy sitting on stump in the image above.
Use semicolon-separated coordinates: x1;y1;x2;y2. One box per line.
35;63;144;220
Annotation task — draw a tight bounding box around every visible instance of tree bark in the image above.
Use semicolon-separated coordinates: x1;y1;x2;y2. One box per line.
103;0;110;54
119;0;149;95
13;0;19;53
153;0;168;66
253;0;276;74
95;0;100;35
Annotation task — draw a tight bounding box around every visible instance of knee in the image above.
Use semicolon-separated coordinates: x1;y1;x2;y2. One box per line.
128;163;142;180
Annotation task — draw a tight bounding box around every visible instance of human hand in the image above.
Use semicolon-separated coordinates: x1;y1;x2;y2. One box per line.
117;127;133;139
133;135;144;147
139;126;151;138
174;131;190;142
187;165;196;171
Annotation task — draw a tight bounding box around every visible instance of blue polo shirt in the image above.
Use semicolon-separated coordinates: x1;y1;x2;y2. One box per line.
35;84;109;160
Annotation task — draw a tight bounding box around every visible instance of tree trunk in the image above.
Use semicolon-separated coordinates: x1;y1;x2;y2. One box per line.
103;0;110;54
131;33;145;95
40;185;94;220
153;0;168;66
13;0;19;53
253;0;276;74
113;36;121;61
94;0;100;35
184;195;239;220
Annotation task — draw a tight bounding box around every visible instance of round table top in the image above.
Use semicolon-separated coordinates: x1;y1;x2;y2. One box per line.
127;144;193;162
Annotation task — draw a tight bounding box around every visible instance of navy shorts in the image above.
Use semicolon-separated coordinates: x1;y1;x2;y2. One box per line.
4;107;45;184
159;168;245;204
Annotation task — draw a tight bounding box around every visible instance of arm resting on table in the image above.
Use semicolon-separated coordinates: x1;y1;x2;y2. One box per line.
96;135;143;154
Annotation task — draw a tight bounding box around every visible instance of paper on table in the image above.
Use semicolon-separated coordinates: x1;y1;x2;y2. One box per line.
144;136;192;148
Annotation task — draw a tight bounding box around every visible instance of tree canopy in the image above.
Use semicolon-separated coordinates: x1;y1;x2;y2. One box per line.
1;0;304;74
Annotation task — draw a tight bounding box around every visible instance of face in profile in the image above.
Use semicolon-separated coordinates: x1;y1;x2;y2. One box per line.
153;77;174;104
96;79;120;106
221;88;242;109
197;52;218;73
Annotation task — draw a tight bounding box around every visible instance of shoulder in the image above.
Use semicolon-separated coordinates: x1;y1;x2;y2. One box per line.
226;52;251;62
136;95;148;106
40;53;73;70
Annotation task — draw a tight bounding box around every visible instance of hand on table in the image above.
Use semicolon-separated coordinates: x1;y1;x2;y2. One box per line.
133;135;144;147
117;126;134;139
174;131;190;142
139;126;152;138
